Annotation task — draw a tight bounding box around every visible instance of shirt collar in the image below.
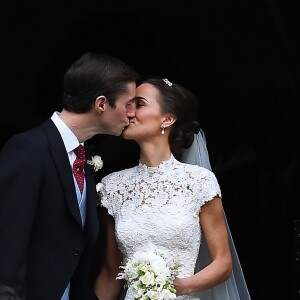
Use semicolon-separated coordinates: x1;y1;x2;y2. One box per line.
51;111;81;153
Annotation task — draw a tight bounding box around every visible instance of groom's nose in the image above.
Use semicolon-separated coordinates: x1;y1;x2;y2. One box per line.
126;101;136;119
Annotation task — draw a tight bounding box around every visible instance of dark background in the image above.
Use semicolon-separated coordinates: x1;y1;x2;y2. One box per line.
1;1;299;299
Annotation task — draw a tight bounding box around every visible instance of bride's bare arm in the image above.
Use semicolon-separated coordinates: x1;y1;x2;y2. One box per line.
174;196;232;295
94;208;124;300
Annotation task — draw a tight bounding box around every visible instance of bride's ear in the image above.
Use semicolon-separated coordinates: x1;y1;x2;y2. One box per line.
161;115;176;128
95;96;106;113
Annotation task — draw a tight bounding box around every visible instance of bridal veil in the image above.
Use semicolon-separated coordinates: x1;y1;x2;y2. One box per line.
181;129;251;300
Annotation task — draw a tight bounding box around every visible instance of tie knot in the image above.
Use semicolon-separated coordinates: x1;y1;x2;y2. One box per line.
74;145;86;160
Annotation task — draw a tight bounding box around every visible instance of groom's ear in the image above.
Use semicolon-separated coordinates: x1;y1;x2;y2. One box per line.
95;96;106;112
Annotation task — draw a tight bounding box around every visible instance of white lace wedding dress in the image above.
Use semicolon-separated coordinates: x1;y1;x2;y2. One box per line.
97;154;221;300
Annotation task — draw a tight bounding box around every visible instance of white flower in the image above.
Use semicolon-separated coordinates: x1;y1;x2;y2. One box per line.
140;271;155;286
116;250;180;300
87;155;103;172
158;289;176;300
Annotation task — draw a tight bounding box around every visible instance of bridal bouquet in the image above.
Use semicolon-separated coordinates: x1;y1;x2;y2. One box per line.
116;250;180;300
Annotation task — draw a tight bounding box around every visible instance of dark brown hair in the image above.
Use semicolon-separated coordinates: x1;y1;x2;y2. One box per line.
63;52;140;113
141;78;200;159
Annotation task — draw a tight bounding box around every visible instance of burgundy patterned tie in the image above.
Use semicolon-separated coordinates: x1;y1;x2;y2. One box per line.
73;145;86;194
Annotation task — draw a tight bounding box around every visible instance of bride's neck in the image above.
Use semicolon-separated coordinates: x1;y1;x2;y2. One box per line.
139;145;171;167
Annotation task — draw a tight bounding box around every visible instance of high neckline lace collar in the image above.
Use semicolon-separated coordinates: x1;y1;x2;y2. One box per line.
137;154;175;175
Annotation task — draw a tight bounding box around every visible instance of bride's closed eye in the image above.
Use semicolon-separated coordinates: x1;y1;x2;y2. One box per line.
133;96;147;108
136;100;145;108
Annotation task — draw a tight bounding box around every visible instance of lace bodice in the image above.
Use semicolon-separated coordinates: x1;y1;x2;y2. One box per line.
97;155;221;299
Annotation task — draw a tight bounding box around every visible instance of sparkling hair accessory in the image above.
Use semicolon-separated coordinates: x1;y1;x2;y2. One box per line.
163;78;172;87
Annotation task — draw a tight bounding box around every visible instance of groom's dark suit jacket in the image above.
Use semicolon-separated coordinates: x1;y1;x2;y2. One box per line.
0;119;99;300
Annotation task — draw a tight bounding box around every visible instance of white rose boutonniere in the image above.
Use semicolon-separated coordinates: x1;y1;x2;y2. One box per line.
87;155;103;172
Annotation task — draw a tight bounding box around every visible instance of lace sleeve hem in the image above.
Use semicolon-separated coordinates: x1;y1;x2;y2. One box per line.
96;182;114;216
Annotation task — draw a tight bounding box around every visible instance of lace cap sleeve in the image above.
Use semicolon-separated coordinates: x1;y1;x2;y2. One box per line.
194;166;222;208
96;179;114;217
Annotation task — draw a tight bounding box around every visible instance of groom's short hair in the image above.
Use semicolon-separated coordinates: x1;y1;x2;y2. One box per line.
62;52;140;113
0;285;20;300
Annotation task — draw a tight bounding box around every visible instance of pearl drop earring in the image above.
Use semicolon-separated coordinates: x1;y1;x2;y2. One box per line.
161;124;165;135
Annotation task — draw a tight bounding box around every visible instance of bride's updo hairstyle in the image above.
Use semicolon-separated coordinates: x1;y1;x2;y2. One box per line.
143;78;200;159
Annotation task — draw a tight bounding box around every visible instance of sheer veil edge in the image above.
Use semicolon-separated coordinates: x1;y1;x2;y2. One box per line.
181;129;251;300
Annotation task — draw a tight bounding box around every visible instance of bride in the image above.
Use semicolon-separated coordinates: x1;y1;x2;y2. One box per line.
94;78;250;300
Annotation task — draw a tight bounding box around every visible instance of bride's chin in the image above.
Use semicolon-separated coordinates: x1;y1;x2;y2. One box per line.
122;128;132;139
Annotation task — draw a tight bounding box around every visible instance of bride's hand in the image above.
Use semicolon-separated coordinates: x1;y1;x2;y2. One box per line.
173;277;191;296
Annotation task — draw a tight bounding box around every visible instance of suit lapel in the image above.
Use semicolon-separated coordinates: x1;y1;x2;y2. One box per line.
84;166;99;243
41;119;82;227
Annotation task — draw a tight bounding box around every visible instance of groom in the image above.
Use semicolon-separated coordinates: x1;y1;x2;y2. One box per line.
0;52;139;300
